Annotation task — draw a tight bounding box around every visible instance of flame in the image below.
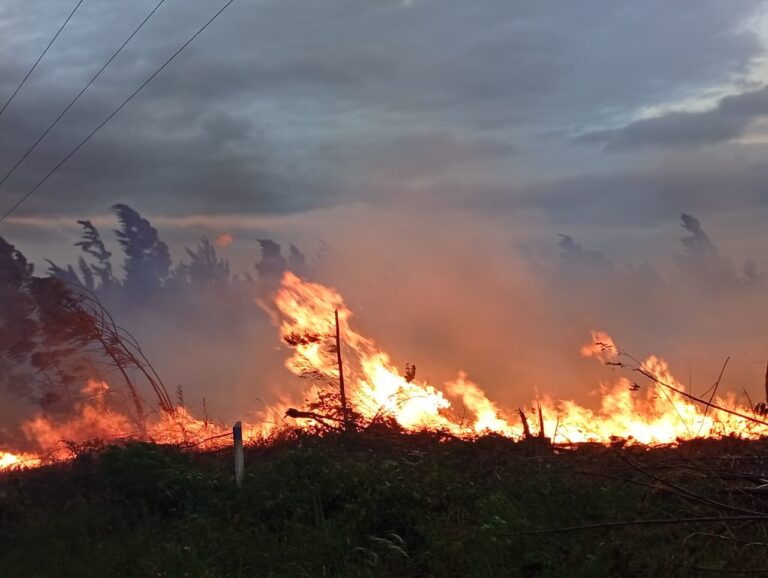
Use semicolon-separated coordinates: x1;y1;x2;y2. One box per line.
0;452;41;470
0;381;259;472
274;272;768;444
1;272;766;472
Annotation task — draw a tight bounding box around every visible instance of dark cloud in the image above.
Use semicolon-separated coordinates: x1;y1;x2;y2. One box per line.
334;132;518;180
0;0;766;243
578;85;768;150
467;154;768;228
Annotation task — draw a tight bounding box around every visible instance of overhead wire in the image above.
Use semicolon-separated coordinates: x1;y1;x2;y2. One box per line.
0;0;86;116
0;0;169;192
0;0;237;225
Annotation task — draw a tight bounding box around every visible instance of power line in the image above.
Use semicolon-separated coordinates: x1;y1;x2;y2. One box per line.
0;0;168;192
0;0;86;117
0;0;236;225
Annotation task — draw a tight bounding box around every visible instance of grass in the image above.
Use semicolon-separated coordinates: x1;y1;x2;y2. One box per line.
1;432;768;577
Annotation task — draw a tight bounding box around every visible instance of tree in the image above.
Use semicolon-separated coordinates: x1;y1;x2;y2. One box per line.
75;220;115;291
46;261;82;288
0;237;36;364
1;237;92;414
113;204;171;295
674;213;736;285
255;239;287;280
288;244;308;277
558;234;613;275
0;236;172;431
177;236;230;288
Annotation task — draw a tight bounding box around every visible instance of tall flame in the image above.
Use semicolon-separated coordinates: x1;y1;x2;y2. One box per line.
274;273;768;444
0;272;765;472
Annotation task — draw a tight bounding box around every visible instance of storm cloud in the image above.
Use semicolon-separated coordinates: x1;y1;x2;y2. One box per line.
1;0;768;262
578;85;768;150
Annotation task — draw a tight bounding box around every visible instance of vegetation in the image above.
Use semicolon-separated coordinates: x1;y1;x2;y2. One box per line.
1;207;763;450
3;208;768;576
0;205;304;442
2;434;768;577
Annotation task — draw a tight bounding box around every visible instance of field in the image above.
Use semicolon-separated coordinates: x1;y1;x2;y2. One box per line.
1;433;768;577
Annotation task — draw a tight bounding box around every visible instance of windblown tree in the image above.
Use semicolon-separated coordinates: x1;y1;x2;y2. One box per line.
113;203;171;295
254;239;287;281
0;238;39;400
46;206;313;301
176;236;230;288
75;219;116;292
46;220;117;293
1;237;97;415
16;206;314;429
674;214;729;282
673;213;761;287
0;237;172;432
558;234;613;275
255;239;309;280
287;244;309;277
253;239;311;301
557;233;664;294
48;205;168;298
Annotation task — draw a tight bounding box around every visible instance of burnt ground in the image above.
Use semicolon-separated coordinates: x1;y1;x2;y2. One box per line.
1;432;768;577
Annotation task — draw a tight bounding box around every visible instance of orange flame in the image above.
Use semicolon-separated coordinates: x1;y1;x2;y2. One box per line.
274;273;768;444
1;272;766;472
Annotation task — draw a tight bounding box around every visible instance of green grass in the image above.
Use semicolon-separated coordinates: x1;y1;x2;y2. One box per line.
0;433;767;577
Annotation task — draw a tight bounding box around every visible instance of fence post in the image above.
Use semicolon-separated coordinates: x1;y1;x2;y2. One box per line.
233;421;244;487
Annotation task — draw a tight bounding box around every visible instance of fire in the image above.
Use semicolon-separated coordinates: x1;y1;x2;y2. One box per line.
274;272;768;444
1;272;766;472
0;381;243;472
0;452;41;470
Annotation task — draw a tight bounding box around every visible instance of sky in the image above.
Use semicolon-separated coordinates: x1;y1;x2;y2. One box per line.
2;0;768;270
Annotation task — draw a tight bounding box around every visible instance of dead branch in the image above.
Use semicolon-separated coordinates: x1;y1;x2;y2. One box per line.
285;407;343;432
518;408;532;440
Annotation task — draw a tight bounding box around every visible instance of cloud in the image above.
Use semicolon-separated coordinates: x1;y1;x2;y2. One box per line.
578;85;768;150
334;132;518;181
405;149;768;234
0;0;765;232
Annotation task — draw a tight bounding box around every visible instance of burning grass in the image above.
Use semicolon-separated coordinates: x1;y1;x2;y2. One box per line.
4;272;768;473
4;269;768;575
2;433;768;576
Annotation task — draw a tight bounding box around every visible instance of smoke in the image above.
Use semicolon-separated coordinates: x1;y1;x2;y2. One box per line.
2;202;768;443
280;204;768;413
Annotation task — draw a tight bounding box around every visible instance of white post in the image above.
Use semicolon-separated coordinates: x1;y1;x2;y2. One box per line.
233;421;244;487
